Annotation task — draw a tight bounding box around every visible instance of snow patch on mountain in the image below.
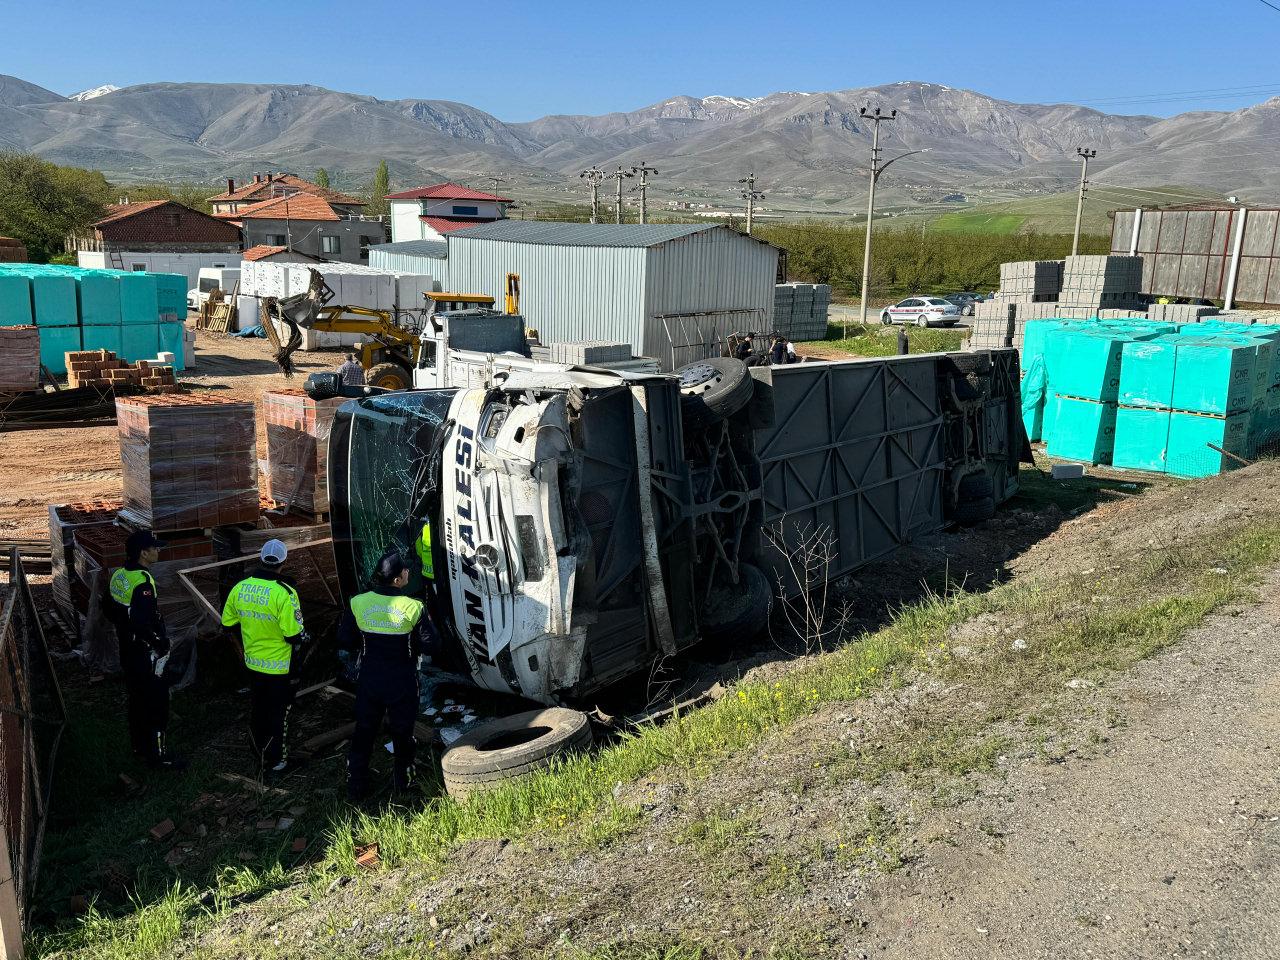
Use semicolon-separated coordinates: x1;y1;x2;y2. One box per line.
70;84;119;101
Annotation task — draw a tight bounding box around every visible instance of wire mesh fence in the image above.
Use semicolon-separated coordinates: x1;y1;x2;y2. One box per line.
0;549;67;955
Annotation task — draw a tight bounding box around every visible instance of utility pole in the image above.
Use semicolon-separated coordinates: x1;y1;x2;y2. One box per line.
1071;147;1097;257
489;175;507;196
631;161;658;223
610;166;634;224
739;173;764;235
579;167;605;223
858;106;895;327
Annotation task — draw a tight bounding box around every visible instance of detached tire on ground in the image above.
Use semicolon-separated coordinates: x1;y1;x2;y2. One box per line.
440;707;593;800
676;357;754;428
365;362;412;391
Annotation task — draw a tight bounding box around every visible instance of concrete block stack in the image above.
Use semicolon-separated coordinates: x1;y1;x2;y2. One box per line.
1057;255;1145;316
116;395;259;531
998;260;1063;302
1148;303;1220;323
773;283;830;341
548;341;632;365
263;390;344;515
0;264;188;374
65;349;179;392
0;326;41;392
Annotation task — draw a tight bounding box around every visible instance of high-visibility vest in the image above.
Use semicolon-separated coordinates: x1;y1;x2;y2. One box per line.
415;522;435;580
109;567;155;609
351;591;424;636
221;577;303;675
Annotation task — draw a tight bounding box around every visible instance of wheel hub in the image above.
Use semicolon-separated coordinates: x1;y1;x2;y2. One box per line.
679;362;720;391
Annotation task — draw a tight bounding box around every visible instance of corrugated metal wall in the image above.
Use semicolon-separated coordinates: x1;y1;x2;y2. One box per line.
444;238;649;347
644;229;778;368
368;249;445;281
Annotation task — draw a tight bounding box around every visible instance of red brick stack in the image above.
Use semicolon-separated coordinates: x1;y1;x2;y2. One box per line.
66;350;180;393
49;498;122;619
0;326;40;392
73;524;214;584
116;395;259;531
263;389;343;515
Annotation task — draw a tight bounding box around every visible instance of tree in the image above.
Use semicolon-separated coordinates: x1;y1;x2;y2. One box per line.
109;181;215;214
314;168;331;189
366;160;390;218
0;152;111;261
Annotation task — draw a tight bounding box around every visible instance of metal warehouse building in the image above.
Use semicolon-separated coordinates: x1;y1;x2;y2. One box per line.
391;221;779;370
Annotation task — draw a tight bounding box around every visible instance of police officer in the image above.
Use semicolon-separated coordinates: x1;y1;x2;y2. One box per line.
107;529;184;768
221;539;307;778
414;519;435;589
340;550;431;801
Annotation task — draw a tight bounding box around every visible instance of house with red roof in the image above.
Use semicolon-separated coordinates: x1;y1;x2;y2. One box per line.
386;182;512;243
208;172;366;218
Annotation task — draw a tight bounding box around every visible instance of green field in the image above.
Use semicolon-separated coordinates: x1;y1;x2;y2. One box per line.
930;212;1027;235
908;184;1224;237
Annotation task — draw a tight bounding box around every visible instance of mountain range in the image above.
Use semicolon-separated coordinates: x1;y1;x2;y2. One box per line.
0;74;1273;211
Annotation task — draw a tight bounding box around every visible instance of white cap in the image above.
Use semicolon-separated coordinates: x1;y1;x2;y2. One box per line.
260;539;288;565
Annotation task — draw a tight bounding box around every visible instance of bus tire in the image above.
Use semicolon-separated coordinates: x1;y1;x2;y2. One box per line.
440;707;593;800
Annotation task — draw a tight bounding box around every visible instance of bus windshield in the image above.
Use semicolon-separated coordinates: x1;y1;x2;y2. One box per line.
327;390;457;599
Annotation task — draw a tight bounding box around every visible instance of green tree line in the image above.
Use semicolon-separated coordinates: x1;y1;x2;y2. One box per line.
754;221;1111;299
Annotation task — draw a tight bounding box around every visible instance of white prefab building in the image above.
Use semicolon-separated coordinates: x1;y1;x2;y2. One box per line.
441;221;780;370
386;182;512;243
77;250;241;289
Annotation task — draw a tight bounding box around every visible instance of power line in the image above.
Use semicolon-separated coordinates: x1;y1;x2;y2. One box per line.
1257;0;1280;14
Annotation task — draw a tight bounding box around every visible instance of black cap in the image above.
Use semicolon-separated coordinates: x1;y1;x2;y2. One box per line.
125;529;165;560
374;549;408;585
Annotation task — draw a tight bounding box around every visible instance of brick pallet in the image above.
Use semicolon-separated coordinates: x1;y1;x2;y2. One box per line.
0;326;40;392
116;395;259;532
263;389;344;515
774;282;830;340
48;499;122;620
66;349;179;392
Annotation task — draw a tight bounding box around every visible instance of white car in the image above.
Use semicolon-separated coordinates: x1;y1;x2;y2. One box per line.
880;296;961;327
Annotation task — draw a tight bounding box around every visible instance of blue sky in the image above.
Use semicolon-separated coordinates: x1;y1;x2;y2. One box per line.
4;0;1280;120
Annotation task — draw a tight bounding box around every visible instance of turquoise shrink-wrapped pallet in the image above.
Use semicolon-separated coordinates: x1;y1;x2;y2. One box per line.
1043;329;1128;403
38;326;81;375
1118;337;1177;409
157;322;185;371
1170;337;1256;415
120;324;159;363
154;274;188;322
30;275;77;326
77;273;122;326
1046;395;1117;464
81;325;123;355
1166;411;1250;478
1113;406;1170;473
119;273;159;325
0;275;32;326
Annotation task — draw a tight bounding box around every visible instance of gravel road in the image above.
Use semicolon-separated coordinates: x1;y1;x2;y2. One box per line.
865;568;1280;959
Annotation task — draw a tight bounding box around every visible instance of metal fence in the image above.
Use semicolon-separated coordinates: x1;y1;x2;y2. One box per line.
0;550;67;956
1111;206;1280;307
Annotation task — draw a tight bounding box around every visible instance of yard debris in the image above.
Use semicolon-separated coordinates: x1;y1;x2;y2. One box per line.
355;843;381;871
148;819;175;842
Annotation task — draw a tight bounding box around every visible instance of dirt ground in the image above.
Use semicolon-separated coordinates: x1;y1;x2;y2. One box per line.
0;326;343;540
